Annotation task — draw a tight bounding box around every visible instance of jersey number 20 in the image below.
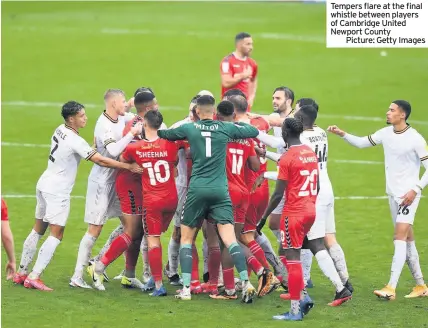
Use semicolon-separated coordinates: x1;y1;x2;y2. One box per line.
142;160;170;186
298;169;318;197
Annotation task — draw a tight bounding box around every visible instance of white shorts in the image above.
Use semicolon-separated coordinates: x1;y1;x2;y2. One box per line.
35;189;70;227
173;185;188;228
84;180;121;226
389;195;420;225
272;195;285;215
307;203;332;240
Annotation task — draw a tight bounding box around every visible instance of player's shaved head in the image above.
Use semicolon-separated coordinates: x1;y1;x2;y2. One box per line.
223;88;247;100
216;100;235;122
235;32;251;43
134;87;155;97
134;91;156;114
228;95;248;114
144;109;163;130
282;117;304;143
104;89;125;102
61;101;85;120
296;98;319;112
195;95;215;118
294;105;318;128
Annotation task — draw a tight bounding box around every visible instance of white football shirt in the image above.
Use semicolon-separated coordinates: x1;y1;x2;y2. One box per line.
369;125;428;197
37;124;96;197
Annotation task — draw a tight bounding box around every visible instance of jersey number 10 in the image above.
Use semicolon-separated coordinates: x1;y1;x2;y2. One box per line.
142;160;170;186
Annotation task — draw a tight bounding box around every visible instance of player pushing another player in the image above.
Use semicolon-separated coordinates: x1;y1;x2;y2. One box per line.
157;95;259;303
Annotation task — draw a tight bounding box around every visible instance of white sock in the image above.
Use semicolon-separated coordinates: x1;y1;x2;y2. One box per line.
18;229;42;274
315;250;345;292
328;243;350;284
203;238;209;274
93;224;123;262
218;264;223;286
271;229;281;243
168;236;180;276
140;235;150;275
29;236;61;279
388;240;407;289
301;249;313;285
256;233;286;277
73;232;96;278
406;241;425;286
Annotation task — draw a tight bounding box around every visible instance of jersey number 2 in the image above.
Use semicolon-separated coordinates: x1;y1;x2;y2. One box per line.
49;136;59;163
229;148;244;175
142;160;170;186
298;169;318;197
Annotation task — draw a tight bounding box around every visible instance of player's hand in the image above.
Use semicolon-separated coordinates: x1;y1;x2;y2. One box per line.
5;261;16;280
242;66;253;79
400;189;417;206
254;146;266;158
246;112;260;120
327;125;345;137
128;162;143;174
256;217;267;235
252;174;265;193
130;122;143;136
127;97;135;110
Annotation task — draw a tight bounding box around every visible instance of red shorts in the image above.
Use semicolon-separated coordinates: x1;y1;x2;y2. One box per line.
115;171;142;215
244;183;269;233
229;185;249;225
279;214;315;249
143;195;178;236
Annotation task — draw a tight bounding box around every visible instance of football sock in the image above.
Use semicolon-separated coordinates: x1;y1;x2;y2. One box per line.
301;249;313;285
328;243;350;284
208;246;221;286
287;260;303;302
74;232;96;278
124;239;140;278
228;242;249;282
30;236;61;279
203;238;209;275
406;241;425;286
255;233;286;276
248;240;270;269
315;250;345;292
93;224;123;262
148;245;163;288
388;240;407;289
18;229;42;274
99;233;131;272
167;236;180;276
180;244;193;287
140;236;150;275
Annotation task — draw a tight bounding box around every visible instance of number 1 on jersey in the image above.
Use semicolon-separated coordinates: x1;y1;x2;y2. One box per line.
202;132;212;157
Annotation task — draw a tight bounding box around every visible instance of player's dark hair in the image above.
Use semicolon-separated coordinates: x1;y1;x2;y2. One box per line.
282;117;304;141
235;32;251;43
297;98;319;112
134;91;155;106
191;95;201;104
217;100;235;117
228;95;248;113
61;101;85;120
223;88;247;100
144;109;163;130
295;105;318;127
392;100;411;120
197;95;215;106
134;87;155;97
274;86;295;105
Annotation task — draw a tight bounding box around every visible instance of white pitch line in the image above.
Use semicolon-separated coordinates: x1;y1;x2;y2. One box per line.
2;194;400;201
0;141;384;165
2;101;428;126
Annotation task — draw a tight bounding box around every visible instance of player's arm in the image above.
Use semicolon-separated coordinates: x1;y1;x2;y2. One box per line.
246;142;260;172
257;131;286;149
1;219;16;280
265;151;281;163
226;122;259;140
257;179;287;234
247;63;258;106
327;125;383;148
90;153;142;174
220;59;251;89
104;122;143;157
251;171;278;193
157;124;188;141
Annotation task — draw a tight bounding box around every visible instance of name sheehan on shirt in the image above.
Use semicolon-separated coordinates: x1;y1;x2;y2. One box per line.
136;150;169;158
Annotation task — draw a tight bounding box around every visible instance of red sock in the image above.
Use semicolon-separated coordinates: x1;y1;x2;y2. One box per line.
208;246;221;286
279;255;288;269
148;246;162;283
125;239;141;272
248;240;269;269
101;233;132;267
223;267;235;290
191;245;199;282
287;260;303;301
247;255;263;275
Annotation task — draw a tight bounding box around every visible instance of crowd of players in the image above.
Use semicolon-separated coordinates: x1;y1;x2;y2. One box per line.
4;31;428;322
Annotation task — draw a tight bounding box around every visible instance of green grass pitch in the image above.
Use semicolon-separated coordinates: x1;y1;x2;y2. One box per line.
1;2;428;328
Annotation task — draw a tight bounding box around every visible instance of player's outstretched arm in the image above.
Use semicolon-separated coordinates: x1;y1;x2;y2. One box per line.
90;153;143;174
227;122;259;139
257;180;287;233
247;155;260;172
327;125;380;148
1;220;16;280
105;122;143;157
257;131;285;149
157;124;188;141
265;151;281;163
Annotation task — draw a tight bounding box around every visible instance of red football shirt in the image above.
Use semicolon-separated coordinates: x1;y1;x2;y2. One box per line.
220;53;258;101
245;117;270;189
278;144;319;217
122;138;180;203
1;198;9;221
227;138;256;192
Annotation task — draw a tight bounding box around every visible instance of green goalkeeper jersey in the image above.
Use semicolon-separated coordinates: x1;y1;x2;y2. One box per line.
157;119;258;188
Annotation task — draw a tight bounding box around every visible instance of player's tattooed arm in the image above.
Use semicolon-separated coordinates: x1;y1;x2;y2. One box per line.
257;179;287;233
